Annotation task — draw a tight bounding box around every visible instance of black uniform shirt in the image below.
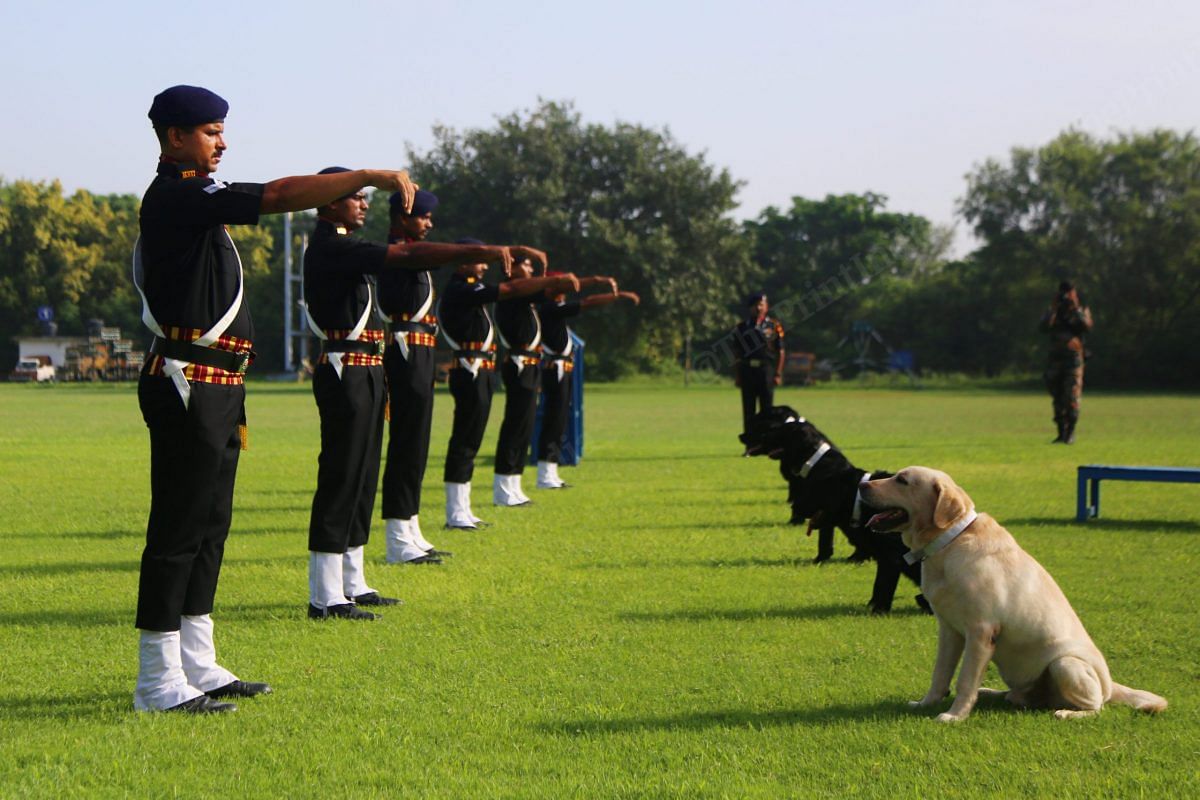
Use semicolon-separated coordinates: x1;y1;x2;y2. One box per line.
303;220;388;333
495;291;542;352
376;233;435;321
440;273;499;347
735;315;785;363
137;160;264;340
538;299;581;354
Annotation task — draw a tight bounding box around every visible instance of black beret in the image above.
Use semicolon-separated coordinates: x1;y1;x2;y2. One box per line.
391;189;438;216
455;237;484;245
148;85;229;127
746;291;767;306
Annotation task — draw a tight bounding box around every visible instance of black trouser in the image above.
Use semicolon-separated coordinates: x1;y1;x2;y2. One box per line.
308;364;385;553
381;344;435;519
136;374;244;632
444;367;496;484
537;364;572;463
739;363;774;434
494;359;541;475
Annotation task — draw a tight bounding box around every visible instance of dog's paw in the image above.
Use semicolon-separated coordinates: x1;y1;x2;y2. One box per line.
935;712;966;724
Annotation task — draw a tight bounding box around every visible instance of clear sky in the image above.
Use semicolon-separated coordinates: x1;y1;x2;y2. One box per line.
1;0;1197;254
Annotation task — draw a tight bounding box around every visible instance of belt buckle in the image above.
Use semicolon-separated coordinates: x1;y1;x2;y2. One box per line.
235;352;251;374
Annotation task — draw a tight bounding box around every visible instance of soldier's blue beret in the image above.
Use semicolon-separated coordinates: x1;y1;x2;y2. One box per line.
391;189;438;216
318;166;361;200
148;85;229;126
746;291;767;306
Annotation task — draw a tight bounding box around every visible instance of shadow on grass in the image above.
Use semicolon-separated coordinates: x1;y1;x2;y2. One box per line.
0;690;131;722
0;601;302;628
539;700;906;734
574;556;870;570
1007;517;1199;533
0;529;142;542
0;554;296;580
618;603;861;623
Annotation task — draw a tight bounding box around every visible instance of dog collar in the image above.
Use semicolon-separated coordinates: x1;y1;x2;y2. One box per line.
850;472;871;526
904;508;978;565
798;442;831;478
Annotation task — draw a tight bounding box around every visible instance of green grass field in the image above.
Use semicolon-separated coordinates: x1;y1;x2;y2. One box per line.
0;381;1197;798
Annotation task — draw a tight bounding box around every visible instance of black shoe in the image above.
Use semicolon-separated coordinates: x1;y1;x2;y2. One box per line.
206;680;272;699
402;555;443;565
847;549;874;563
445;523;477;530
351;592;401;607
425;548;453;558
308;603;378;620
167;694;237;714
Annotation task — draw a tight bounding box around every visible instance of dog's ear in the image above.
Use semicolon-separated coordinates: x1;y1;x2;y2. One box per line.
932;476;970;530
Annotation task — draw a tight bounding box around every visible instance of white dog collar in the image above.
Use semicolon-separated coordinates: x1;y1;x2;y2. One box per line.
904;508;978;565
850;472;871;526
798;442;831;478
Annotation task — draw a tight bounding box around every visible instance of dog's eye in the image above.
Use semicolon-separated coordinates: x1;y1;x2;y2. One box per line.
896;475;908;486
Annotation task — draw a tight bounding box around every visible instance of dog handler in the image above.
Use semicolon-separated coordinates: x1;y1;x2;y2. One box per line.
534;274;638;489
133;85;416;712
1039;281;1093;444
733;291;785;445
302;172;519;619
440;244;579;527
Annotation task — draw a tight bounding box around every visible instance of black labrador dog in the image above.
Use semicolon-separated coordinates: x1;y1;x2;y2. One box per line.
740;406;930;615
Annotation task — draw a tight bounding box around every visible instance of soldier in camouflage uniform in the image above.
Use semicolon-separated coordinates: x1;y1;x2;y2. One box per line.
1040;281;1093;444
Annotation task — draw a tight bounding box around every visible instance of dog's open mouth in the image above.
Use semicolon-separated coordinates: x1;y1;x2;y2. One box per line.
867;508;909;532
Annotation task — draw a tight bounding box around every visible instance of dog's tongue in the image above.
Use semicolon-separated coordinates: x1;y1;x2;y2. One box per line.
868;509;905;530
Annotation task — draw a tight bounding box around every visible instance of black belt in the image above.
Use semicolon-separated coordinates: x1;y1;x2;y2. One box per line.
151;337;252;374
744;358;768;368
453;349;490;360
391;319;437;335
543;353;572;361
509;348;540;358
323;339;384;356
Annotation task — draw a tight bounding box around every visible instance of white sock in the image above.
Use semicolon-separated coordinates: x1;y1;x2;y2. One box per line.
179;614;238;693
342;546;375;598
133;630;204;711
309;551;346;608
385;518;431;563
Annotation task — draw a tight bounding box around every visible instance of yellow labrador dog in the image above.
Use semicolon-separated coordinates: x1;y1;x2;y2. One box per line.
861;466;1167;722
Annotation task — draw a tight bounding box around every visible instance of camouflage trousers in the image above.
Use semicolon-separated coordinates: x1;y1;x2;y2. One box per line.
1044;352;1084;424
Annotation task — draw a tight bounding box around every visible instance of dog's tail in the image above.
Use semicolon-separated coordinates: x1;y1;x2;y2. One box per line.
1109;682;1168;713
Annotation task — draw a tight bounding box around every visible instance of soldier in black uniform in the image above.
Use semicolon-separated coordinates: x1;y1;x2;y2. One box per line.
133;85;417;713
440;242;580;527
733;292;785;445
534;274;639;489
378;192;547;559
303;173;520;616
491;256;564;505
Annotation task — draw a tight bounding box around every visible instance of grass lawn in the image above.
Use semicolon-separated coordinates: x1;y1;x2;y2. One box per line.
0;380;1197;798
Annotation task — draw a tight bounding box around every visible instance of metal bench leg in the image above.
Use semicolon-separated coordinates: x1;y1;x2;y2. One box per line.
1076;473;1089;522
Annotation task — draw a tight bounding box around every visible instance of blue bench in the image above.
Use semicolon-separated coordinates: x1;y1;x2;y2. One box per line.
1076;465;1200;521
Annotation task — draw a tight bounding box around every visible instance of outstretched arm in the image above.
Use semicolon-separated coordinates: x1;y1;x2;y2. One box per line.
385;242;513;273
581;291;639;309
261;169;416;214
498;273;581;300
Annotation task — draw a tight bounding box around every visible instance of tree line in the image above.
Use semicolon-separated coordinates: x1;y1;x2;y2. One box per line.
2;101;1197;386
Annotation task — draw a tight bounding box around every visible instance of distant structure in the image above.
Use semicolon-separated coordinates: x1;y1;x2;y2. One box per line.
12;318;144;381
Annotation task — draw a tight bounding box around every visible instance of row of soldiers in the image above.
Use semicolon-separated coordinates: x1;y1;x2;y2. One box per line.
131;85;634;714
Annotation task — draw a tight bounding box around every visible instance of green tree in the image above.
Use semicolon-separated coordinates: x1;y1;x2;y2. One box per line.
400;100;754;378
0;180;142;366
741;193;950;370
960;129;1200;386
